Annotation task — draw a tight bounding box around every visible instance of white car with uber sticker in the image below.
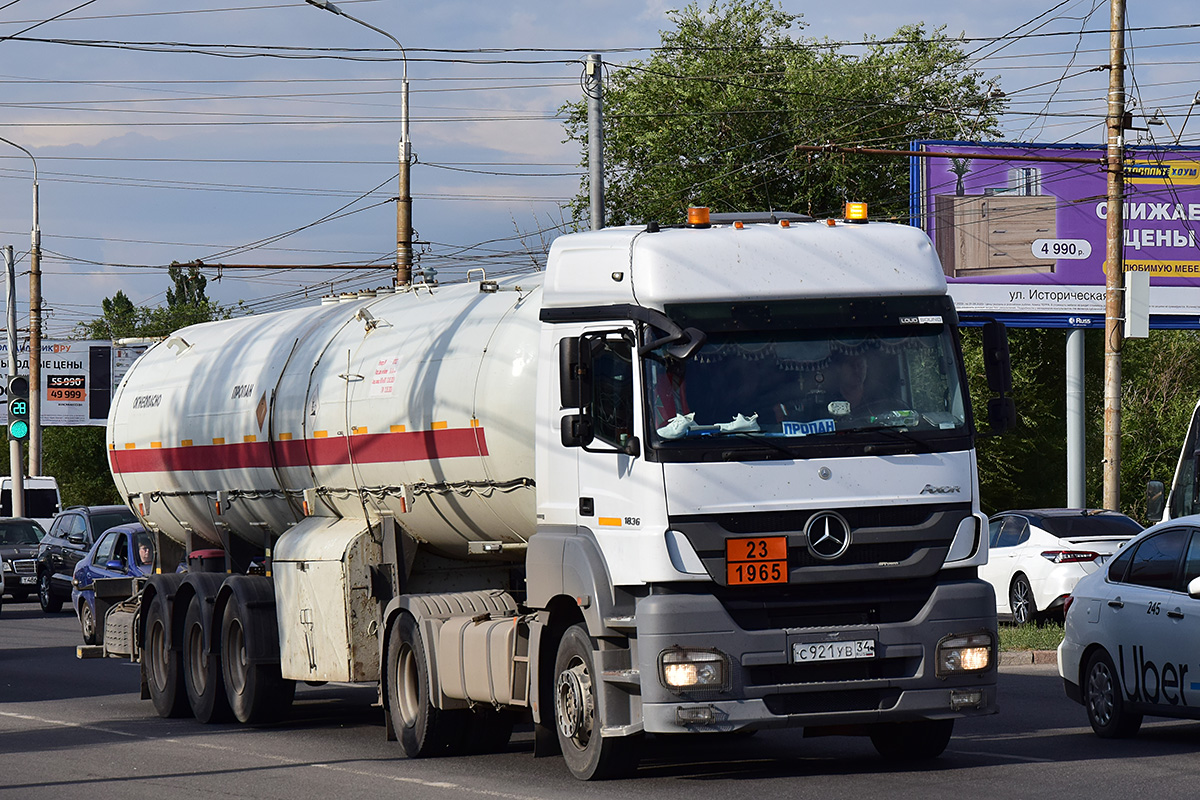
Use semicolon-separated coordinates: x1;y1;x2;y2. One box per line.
1059;514;1200;738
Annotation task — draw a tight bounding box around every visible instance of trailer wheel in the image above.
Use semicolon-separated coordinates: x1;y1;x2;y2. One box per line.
869;719;954;760
387;613;459;757
553;624;640;780
221;590;295;723
183;595;232;723
143;591;189;718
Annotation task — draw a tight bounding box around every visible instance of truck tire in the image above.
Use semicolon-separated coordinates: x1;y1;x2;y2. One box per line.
869;719;954;760
144;591;190;718
553;624;640;780
39;572;63;613
221;589;294;723
1084;649;1142;738
387;613;461;757
183;595;232;723
79;599;99;646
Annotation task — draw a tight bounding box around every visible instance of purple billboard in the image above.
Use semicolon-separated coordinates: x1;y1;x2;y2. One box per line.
913;141;1200;328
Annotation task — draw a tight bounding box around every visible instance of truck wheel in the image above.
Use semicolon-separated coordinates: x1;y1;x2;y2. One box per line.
869;719;954;760
1084;649;1142;738
183;595;232;723
79;599;99;646
221;590;295;723
39;572;63;613
553;624;640;780
144;591;190;718
387;613;460;757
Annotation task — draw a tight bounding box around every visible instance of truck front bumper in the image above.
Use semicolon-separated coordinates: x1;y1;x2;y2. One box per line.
635;577;998;734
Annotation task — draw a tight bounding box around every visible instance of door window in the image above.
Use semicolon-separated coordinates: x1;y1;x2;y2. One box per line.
588;337;635;449
1125;528;1189;591
994;516;1029;548
92;531;119;566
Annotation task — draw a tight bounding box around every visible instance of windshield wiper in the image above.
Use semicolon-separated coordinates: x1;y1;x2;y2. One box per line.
713;430;797;459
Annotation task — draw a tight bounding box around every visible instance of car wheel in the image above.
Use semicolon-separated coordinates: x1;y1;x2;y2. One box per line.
1084;649;1142;738
79;599;99;645
39;571;63;613
1009;574;1033;626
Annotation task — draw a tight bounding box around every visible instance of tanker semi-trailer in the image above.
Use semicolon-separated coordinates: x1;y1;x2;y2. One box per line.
95;207;1012;780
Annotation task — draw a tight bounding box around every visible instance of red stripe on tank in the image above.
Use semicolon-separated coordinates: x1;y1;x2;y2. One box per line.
109;427;489;474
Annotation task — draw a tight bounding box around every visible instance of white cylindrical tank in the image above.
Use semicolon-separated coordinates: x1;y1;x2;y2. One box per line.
108;275;543;560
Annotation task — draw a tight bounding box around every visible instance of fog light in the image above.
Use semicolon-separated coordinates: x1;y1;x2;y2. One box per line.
950;689;985;710
676;705;716;724
936;632;993;677
660;648;729;690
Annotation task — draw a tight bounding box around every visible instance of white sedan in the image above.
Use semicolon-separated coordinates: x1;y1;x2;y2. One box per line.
1059;514;1200;737
981;509;1142;624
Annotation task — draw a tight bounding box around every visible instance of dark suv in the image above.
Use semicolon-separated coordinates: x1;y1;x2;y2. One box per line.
36;505;138;612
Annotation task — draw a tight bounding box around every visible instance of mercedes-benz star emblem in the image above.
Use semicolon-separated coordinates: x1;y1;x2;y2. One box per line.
804;511;852;560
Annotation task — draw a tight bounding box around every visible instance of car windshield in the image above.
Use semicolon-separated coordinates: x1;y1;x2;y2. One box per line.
92;509;137;535
0;520;44;544
1036;514;1143;539
644;301;969;457
1;488;58;518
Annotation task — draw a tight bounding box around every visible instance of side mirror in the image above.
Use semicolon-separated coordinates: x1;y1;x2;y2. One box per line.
1188;575;1200;600
559;337;593;409
988;397;1017;435
561;414;594;448
105;559;125;571
982;321;1012;394
67;533;86;545
1146;480;1166;523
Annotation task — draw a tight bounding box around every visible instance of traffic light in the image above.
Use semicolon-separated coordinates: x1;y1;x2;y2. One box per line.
7;375;29;441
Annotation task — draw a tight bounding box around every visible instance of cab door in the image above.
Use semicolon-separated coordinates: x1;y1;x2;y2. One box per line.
1100;526;1196;711
568;328;668;586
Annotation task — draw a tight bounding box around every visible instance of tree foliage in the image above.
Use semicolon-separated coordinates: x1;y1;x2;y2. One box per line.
77;263;227;340
964;328;1200;522
562;0;1005;225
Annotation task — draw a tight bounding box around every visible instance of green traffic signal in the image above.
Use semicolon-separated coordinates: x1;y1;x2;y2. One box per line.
7;375;29;442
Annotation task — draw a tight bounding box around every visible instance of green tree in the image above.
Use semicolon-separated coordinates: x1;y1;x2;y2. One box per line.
963;328;1200;522
562;0;1004;225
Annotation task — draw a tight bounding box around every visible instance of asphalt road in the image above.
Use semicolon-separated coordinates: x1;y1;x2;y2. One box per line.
4;600;1200;800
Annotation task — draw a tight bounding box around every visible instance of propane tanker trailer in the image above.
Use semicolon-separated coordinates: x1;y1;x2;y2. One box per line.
95;207;1012;779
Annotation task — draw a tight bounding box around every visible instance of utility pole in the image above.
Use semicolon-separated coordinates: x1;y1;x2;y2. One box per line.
5;245;23;517
1103;0;1126;509
587;54;604;231
29;178;41;476
305;0;411;286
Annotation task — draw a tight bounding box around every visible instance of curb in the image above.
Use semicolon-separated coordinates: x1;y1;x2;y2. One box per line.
1000;649;1058;666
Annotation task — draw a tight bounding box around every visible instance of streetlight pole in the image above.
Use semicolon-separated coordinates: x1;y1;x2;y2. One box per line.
0;136;41;476
305;0;412;286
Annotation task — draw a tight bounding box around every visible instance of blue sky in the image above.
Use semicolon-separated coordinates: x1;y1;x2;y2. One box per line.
0;0;1193;336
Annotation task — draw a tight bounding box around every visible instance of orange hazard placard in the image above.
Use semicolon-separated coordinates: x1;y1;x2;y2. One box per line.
725;536;788;585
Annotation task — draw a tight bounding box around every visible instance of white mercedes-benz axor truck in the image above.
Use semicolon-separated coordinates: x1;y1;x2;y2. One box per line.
94;207;1012;779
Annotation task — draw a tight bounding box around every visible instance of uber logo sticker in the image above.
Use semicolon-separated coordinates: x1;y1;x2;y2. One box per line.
1118;644;1189;706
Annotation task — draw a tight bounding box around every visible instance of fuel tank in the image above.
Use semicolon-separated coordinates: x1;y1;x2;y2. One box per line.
107;275;543;560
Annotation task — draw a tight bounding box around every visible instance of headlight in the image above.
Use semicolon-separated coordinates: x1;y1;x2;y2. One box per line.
659;648;729;691
936;632;993;677
1;560;11;573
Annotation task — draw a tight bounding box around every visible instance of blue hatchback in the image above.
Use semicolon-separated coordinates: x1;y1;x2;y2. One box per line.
71;523;155;645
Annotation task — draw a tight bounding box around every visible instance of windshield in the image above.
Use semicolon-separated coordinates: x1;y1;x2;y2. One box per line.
644;301;970;457
1;488;59;518
0;520;44;544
